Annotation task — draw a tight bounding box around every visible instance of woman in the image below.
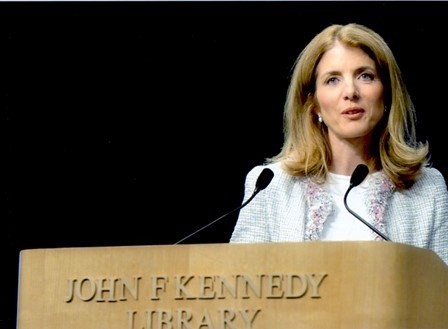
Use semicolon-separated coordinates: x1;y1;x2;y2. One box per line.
229;23;448;265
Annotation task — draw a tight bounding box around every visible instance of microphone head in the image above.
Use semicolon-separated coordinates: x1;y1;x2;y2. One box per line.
350;164;369;187
255;168;274;191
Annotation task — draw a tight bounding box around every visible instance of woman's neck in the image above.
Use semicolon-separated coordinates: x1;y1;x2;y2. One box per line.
329;137;371;176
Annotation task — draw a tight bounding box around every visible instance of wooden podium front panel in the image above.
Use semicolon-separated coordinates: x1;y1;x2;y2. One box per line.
16;241;448;329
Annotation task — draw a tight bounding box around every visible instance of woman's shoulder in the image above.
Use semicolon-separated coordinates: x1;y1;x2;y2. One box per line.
420;166;447;183
245;162;308;195
247;162;297;181
413;166;448;193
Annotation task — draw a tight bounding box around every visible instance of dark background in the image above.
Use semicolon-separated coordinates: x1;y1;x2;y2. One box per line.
2;1;448;328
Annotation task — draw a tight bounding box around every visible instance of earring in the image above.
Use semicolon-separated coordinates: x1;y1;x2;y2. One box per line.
318;114;323;123
384;106;387;112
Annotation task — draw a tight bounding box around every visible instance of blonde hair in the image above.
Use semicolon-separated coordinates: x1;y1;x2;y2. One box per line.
269;23;428;190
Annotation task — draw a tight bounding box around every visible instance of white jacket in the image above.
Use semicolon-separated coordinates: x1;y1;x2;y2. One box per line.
230;162;448;265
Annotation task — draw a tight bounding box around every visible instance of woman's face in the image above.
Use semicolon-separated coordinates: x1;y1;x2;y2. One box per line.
314;41;385;145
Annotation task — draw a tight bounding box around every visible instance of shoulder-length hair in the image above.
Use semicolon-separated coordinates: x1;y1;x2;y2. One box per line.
269;23;428;190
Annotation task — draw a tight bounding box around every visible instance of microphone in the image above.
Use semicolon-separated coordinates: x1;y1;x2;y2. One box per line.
174;168;274;245
343;164;391;241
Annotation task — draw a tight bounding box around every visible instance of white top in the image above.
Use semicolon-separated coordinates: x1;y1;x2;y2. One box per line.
320;172;374;241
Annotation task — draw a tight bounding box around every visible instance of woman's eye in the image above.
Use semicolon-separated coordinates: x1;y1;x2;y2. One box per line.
326;77;339;85
359;73;375;81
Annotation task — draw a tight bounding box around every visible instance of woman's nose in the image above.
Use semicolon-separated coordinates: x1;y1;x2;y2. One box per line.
343;81;360;100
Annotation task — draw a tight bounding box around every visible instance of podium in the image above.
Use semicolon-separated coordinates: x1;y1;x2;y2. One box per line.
16;241;448;329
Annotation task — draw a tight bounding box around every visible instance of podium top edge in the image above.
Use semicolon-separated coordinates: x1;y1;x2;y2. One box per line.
19;240;414;253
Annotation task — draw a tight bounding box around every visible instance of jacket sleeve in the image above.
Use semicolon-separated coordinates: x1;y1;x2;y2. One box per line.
428;168;448;265
229;165;272;243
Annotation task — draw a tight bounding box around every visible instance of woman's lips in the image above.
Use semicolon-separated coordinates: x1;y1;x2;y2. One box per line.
342;108;364;118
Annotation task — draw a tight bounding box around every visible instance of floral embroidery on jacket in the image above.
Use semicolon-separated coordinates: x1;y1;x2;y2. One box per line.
304;172;395;241
365;171;395;240
305;180;333;240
